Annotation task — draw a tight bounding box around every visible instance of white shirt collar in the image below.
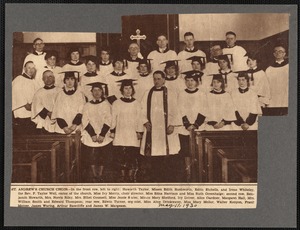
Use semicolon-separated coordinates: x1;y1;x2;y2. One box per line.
276;60;285;64
159;47;167;52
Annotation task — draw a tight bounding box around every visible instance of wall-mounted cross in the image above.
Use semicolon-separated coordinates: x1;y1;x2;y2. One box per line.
130;29;146;47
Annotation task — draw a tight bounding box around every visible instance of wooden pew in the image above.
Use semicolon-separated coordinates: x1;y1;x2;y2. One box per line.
216;148;257;183
190;130;257;182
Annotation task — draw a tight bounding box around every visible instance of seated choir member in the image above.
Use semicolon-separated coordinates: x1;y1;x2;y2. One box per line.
31;70;61;134
51;71;86;134
12;61;39;135
81;82;112;183
205;74;236;131
217;54;238;93
105;56;131;104
80;55;107;101
205;43;223;75
246;53;270;108
41;50;64;88
134;59;153;102
98;46;114;77
178;72;207;182
62;47;87;82
231;72;262;130
110;79;143;183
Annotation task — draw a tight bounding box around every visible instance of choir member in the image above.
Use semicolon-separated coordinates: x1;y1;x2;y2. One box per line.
110;79;143;182
178;72;207;181
98;46;114;77
231;72;262;130
12;61;38;135
177;32;206;73
147;34;177;72
217;54;239;93
205;74;236;131
222;31;248;71
205;43;223;75
81;82;112;183
51;71;86;134
140;70;181;182
124;43;143;76
265;45;289;112
31;70;61;133
134;59;153;102
246;53;270;107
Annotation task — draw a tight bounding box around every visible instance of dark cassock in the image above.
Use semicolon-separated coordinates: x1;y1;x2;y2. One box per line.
265;59;289;108
147;47;177;72
134;59;153;102
178;47;206;73
31;84;61;133
51;71;86;134
205;74;236;131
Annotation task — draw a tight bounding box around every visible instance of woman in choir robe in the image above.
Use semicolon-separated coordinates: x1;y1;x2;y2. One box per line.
62;47;87;82
81;82;112;183
31;70;61;134
246;53;270;108
134;59;153;102
205;74;236;131
178;72;207;182
217;54;238;93
51;71;86;134
231;72;262;130
80;55;107;101
98;46;114;77
110;79;143;182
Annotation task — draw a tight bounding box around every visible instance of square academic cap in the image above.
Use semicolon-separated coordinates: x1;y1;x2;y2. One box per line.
181;70;204;81
161;60;179;68
212;74;224;82
186;56;206;64
87;82;107;90
116;79;137;86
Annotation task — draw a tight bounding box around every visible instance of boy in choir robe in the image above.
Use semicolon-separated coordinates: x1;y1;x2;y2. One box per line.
81;82;112;183
12;61;39;135
105;57;131;104
140;70;181;183
134;59;153;102
222;31;248;72
231;72;262;130
205;43;223;75
265;45;289;114
246;53;270;108
80;55;107;101
62;47;87;81
31;70;61;134
178;72;207;182
110;79;143;182
205;74;236;131
98;46;114;77
124;43;143;76
177;32;206;73
51;71;86;134
147;34;178;72
41;50;64;88
217;54;238;93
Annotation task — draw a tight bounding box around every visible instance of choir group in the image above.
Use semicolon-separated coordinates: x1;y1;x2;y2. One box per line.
12;31;289;183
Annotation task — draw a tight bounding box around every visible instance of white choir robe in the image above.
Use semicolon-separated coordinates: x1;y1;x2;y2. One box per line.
164;76;186;98
81;100;113;147
12;74;39;118
178;88;207;135
223;46;248;72
177;49;206;73
99;63;114;77
111;98;143;147
124;60;140;78
266;62;289;108
204;61;219;76
147;49;177;72
105;72;132;99
231;88;262;130
140;87;181;156
134;74;154;102
219;70;239;93
62;62;87;82
205;91;236;131
247;69;271;107
51;89;86;134
31;86;61;132
40;65;64;88
180;72;213;93
79;72;107;101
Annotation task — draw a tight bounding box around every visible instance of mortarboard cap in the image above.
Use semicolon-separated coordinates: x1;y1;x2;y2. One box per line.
161;60;179;68
212;74;224;82
234;71;249;79
181;70;204;81
186;56;206;64
87;81;107;90
116;79;137;86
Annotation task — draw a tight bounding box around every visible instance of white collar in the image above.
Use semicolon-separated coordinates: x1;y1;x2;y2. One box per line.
35;51;44;55
65;87;75;91
159;47;167;52
186;46;194;51
276;60;285;64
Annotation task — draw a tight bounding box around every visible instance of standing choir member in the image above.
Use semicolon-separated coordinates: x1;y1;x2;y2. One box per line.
31;70;61;133
134;59;153;102
178;72;207;181
51;71;86;134
140;70;181;183
265;45;289;114
205;43;223;75
217;54;238;93
147;34;177;72
205;74;236;131
81;82;112;183
231;72;262;130
110;79;143;182
12;61;38;135
124;43;143;76
98;46;114;77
